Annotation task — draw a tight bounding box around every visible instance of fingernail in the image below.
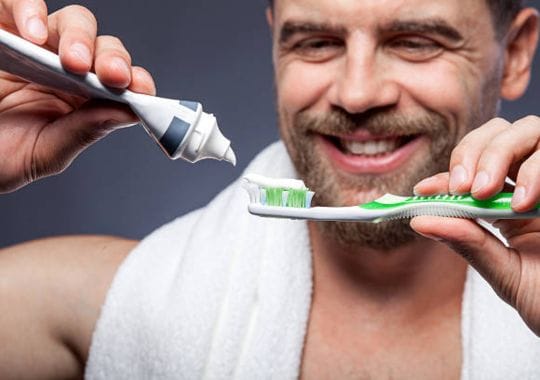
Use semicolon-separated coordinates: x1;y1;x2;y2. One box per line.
449;165;467;194
111;57;131;77
71;42;92;64
471;171;490;194
417;232;444;242
413;176;437;195
26;16;47;40
512;186;527;208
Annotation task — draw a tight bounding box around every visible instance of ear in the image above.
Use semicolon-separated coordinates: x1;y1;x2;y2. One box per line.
500;8;539;101
266;7;274;30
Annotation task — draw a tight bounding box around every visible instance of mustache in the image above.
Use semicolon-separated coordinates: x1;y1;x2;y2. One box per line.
293;107;449;137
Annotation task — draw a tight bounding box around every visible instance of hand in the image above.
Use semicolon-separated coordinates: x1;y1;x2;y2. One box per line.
0;0;156;193
410;116;540;336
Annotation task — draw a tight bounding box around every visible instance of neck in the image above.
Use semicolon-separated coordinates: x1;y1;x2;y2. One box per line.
308;222;468;322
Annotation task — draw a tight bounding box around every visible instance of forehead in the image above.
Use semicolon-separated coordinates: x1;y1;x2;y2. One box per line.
273;0;491;32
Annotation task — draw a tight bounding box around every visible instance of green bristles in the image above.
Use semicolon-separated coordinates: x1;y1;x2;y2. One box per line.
265;187;284;206
286;189;308;208
264;187;309;207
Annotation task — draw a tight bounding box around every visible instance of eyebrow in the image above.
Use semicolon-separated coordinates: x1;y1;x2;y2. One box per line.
278;18;464;44
384;19;464;42
279;21;347;44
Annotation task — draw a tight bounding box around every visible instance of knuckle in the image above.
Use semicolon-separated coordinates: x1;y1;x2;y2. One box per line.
99;34;123;46
97;35;131;60
63;4;91;17
514;115;540;128
491;116;510;125
61;4;97;28
518;153;540;177
450;144;468;163
25;0;46;9
482;144;507;160
474;117;510;133
491;130;517;147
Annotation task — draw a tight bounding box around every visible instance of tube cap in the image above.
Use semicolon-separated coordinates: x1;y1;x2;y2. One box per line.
175;112;236;165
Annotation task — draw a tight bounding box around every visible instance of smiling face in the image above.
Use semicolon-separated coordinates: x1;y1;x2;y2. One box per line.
270;0;506;248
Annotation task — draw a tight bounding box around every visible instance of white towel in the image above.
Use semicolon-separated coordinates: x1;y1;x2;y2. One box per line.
86;141;540;380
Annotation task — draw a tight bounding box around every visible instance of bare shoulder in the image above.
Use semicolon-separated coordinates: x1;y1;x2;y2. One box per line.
0;235;137;379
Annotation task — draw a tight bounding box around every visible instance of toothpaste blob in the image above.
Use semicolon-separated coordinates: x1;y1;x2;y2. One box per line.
243;174;307;189
0;28;236;166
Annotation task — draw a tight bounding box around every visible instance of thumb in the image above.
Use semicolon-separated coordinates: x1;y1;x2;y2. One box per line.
32;99;138;178
410;216;522;305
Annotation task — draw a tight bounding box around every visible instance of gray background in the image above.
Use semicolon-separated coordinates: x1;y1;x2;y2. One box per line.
1;0;539;247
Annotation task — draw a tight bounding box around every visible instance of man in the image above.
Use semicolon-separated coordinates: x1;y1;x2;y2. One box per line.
0;0;539;378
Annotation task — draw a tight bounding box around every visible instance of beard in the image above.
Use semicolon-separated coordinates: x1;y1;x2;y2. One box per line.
280;107;458;250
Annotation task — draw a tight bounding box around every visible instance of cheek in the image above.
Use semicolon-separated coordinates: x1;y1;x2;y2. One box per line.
397;59;483;139
276;60;336;116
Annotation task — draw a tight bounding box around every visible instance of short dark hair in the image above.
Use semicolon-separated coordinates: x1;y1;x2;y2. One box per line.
266;0;526;38
488;0;526;37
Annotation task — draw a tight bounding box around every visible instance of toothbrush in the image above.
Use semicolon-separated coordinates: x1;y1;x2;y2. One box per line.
242;174;540;222
0;28;236;165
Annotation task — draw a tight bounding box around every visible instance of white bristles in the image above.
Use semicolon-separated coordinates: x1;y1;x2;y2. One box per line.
242;182;262;204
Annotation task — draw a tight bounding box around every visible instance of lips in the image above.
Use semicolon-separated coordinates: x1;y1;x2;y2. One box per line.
317;131;427;174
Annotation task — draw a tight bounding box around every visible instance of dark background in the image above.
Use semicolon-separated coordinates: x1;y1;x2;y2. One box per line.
1;0;539;246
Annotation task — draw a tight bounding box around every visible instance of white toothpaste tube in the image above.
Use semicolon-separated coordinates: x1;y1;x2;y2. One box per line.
0;28;236;165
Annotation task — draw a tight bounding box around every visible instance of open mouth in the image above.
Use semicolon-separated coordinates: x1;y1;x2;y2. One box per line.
318;133;426;174
329;135;419;157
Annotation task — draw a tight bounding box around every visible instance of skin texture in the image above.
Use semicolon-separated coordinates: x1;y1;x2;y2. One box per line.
0;0;538;379
0;236;136;379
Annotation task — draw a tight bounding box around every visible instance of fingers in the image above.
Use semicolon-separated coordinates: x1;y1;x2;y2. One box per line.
47;5;97;74
415;116;540;212
0;0;49;44
50;6;154;92
413;172;449;195
470;116;540;201
448;118;510;195
512;124;540;211
129;66;157;96
94;35;132;88
7;3;157;94
32;100;138;178
410;216;522;304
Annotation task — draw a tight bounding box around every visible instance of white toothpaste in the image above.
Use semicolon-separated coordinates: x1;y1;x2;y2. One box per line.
243;174;307;189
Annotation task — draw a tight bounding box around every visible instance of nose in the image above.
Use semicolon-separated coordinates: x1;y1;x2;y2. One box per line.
330;39;401;114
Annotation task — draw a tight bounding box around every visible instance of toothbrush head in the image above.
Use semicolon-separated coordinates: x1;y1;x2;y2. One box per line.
243;174;315;208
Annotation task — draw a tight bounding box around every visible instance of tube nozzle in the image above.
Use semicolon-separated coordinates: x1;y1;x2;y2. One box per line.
224;146;237;166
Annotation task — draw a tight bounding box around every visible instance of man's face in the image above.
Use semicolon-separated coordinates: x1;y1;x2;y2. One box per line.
271;0;505;248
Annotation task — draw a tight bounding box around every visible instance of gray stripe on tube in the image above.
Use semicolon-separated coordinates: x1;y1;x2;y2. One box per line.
179;100;199;112
159;117;190;156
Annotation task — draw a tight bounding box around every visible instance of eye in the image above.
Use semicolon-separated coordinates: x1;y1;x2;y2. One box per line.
291;37;344;62
388;36;443;61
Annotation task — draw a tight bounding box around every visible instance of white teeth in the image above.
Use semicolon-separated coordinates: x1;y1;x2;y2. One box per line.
341;139;399;155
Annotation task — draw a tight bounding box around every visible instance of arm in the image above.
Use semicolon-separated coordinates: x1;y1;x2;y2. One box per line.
0;236;137;379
